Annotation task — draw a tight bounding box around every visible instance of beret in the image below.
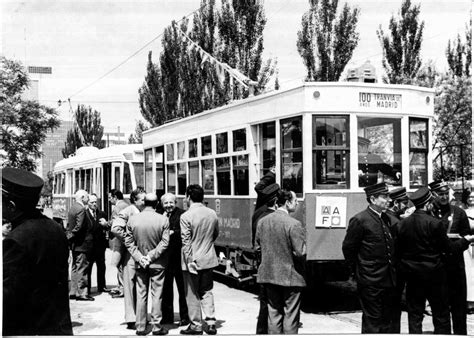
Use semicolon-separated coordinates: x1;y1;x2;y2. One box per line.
1;167;43;206
364;182;389;197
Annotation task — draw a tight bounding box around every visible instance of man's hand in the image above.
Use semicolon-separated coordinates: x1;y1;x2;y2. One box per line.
99;218;108;227
188;261;198;275
139;255;151;268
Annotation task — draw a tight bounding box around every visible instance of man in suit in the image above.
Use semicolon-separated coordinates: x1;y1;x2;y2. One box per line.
342;182;396;333
124;193;170;336
86;193;109;293
3;167;73;335
160;193;190;326
180;184;219;335
256;189;306;334
113;188;146;330
67;189;95;301
108;189;129;297
251;183;280;334
429;180;472;335
396;187;474;334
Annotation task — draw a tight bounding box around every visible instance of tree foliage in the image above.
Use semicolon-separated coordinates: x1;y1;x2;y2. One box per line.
1;56;60;171
446;16;471;77
377;0;424;84
297;0;360;81
128;120;150;144
62;104;105;158
138;0;276;128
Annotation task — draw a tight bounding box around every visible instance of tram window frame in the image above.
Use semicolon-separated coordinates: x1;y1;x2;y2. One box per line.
74;170;80;192
177;141;186;160
202;159;215;195
167;164;177;194
216;132;228;154
233;128;247;152
189;160;199;185
280;116;303;196
145;148;153;193
409;118;429;188
216;157;231;195
189;139;198;158
133;162;145;189
166;144;175;162
85;169;92;193
177;162;187;195
123;163;133;194
201;135;212;156
312;115;350;189
232;155;249;195
114;166;121;190
260;121;276;178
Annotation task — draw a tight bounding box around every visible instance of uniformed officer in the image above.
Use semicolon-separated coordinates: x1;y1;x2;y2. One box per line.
342;182;397;333
2;167;73;335
429;180;472;335
396;187;474;334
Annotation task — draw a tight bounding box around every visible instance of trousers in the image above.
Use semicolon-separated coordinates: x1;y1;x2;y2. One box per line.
183;269;216;329
135;266;165;332
264;283;302;334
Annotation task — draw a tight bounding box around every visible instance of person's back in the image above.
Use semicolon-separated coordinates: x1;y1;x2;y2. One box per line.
4;212;72;335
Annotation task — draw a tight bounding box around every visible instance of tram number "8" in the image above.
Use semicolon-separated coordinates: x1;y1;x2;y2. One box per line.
359;92;371;102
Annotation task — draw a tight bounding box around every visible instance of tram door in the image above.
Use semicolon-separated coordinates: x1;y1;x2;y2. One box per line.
103;163;111;217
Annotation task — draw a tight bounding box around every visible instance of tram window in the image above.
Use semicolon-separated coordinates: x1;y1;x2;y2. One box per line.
313;116;349;189
357;117;401;187
189;139;198;158
167;164;176;194
233;129;246;151
85;169;92;192
177;163;187;195
67;170;73;195
133;163;144;189
114;166;120;190
201;136;212;156
80;170;86;189
61;173;66;194
74;170;80;192
202;159;214;195
177;141;186;160
216;157;231;195
123;163;133;194
166;144;174;161
409;118;428;188
281;117;303;195
233;155;249;195
189;161;199;185
155;148;164;190
216;132;228;154
145;149;153;192
95;167;102;197
261;122;276;177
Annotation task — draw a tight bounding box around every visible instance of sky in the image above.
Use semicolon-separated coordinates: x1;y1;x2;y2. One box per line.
2;0;472;136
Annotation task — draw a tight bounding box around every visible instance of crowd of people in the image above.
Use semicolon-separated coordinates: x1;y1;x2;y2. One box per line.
2;165;474;336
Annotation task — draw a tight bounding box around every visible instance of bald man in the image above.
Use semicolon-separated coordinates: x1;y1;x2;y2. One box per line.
160;193;189;326
125;193;170;335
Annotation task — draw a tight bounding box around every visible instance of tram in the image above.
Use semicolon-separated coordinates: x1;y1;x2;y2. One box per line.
52;144;144;226
142;82;434;284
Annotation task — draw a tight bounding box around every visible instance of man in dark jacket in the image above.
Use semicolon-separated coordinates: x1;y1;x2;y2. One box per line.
68;189;95;301
160;192;190;326
429;180;472;335
254;164;276;210
397;187;474;334
2;167;73;335
86;193;109;293
256;189;306;334
342;182;396;333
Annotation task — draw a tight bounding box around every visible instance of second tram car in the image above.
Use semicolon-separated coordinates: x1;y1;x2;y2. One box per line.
142;82;434;283
52;144;144;225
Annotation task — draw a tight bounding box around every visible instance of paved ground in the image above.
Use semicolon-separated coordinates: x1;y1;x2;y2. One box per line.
69;249;474;335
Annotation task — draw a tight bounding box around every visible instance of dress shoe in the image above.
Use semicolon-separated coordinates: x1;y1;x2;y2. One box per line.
76;295;95;301
98;287;112;293
205;325;217;335
109;288;121;295
127;322;136;330
180;326;203;335
136;330;147;336
179;318;190;326
152;327;169;335
111;292;124;298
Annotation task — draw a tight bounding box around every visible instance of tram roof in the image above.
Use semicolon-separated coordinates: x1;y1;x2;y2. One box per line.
143;82;434;148
54;144;143;172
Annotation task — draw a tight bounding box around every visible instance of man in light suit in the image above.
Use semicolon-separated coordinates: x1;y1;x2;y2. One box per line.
180;184;219;335
256;189;306;334
124;193;170;336
67;189;95;301
112;188;146;330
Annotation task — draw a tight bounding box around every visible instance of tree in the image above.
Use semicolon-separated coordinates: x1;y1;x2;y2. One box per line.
138;51;165;126
1;57;60;171
128;120;150;144
62;104;105;158
377;0;424;84
446;16;471;77
297;0;360;81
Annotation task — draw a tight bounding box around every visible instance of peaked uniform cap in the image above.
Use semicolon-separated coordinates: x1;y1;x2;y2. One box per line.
409;187;433;207
364;182;389;197
1;167;44;206
389;187;408;201
428;180;450;193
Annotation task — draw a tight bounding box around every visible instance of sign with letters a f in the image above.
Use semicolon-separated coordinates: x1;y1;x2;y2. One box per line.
315;196;347;228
